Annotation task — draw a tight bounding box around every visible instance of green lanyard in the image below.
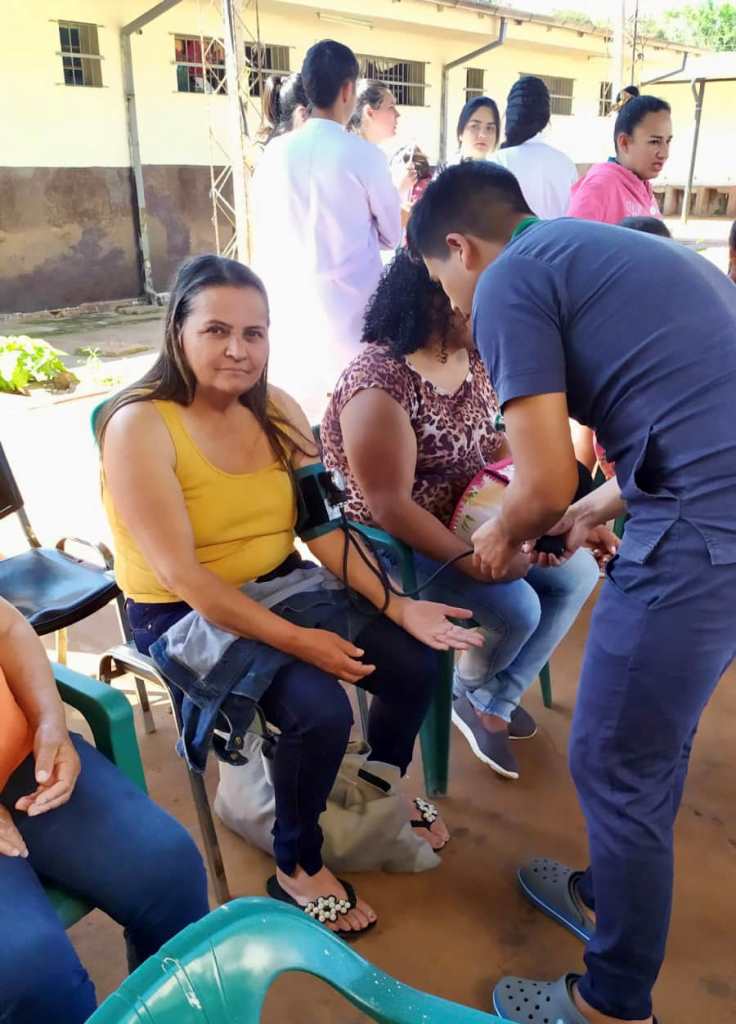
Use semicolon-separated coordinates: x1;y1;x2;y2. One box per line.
510;215;540;240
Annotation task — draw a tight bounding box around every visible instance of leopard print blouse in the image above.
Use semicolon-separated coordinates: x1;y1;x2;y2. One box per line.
321;343;505;526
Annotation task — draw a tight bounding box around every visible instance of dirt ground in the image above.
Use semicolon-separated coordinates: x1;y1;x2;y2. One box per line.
1;381;735;1022
1;222;735;1021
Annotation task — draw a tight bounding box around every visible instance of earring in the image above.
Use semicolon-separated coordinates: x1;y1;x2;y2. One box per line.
438;337;448;364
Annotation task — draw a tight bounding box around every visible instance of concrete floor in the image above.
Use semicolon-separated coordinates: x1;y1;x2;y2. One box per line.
0;308;735;1022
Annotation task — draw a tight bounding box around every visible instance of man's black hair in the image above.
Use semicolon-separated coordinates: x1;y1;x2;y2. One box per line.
614;95;670;150
729;219;736;250
619;216;672;238
302;39;359;110
407;160;532;260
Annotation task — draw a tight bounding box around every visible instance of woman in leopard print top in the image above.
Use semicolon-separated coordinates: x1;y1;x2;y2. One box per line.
321;251;598;780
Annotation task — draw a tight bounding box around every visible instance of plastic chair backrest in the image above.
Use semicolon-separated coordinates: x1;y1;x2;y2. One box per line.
89;898;508;1024
0;442;25;520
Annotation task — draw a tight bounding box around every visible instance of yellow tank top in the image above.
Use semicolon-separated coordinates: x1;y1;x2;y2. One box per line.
104;400;297;602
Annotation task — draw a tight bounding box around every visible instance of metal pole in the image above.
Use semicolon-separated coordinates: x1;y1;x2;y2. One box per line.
682;78;705;225
612;0;626;100
630;0;639;85
439;18;507;162
222;0;250;263
121;33;156;301
121;0;184;303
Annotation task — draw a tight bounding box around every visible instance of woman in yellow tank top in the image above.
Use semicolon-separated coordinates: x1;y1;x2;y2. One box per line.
98;254;482;937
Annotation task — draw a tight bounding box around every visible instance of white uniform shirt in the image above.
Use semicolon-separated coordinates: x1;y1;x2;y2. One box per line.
493;133;578;219
253;118;401;419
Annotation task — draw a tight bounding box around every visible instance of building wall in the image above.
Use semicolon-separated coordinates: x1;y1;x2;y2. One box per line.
1;0;723;313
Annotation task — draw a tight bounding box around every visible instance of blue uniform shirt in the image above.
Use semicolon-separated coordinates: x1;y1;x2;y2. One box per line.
473;218;736;565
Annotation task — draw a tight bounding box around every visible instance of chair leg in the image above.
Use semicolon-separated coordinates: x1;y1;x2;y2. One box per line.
356;688;370;741
134;676;156;735
186;767;230;905
55;628;69;666
539;662;553;709
419;651;453;798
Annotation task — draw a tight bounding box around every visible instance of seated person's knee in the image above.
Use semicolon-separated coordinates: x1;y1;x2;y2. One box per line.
0;924;96;1024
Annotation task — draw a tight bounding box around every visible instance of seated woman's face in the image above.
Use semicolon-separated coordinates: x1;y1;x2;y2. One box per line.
180;285;270;396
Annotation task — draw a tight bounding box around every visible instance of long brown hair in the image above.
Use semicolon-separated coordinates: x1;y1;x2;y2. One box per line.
95;254;315;469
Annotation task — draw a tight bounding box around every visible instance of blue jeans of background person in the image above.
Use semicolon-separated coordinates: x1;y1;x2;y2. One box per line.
414;549;599;721
0;734;209;1024
137;605;438;876
570;522;736;1020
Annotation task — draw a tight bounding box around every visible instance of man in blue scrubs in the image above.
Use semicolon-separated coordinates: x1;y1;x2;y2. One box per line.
408;160;736;1024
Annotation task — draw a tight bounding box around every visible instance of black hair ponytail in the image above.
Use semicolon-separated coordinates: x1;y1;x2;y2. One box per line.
501;75;550;149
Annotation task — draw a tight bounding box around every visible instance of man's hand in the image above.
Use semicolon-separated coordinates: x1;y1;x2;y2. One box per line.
525;509;620;569
14;719;80;817
0;805;27;858
471;517;528;581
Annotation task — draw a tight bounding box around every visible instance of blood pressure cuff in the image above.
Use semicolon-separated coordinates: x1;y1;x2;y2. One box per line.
294;463;348;542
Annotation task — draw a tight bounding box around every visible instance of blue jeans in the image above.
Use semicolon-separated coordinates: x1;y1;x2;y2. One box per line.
133;604;438;876
0;735;209;1024
415;549;599;721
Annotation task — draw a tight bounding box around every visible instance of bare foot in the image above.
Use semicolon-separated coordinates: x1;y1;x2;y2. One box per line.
276;864;376;935
409;797;450;850
573;982;652;1024
572;876;597;925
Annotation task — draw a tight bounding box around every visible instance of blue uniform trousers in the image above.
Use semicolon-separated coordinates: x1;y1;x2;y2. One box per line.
571;522;736;1020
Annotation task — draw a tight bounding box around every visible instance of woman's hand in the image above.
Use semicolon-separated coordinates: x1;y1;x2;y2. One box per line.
393;599;484;652
290;628;376;685
392;161;418;203
14;718;81;817
0;806;27;858
524;511;620;569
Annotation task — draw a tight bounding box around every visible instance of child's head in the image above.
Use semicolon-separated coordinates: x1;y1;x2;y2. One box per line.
407;160;532;315
619;216;672;239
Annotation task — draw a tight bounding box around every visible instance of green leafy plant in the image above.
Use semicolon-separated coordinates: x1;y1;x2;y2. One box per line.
0;335;72;394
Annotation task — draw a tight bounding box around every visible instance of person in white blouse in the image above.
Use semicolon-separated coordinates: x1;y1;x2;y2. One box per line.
493;76;578;219
253;41;401;421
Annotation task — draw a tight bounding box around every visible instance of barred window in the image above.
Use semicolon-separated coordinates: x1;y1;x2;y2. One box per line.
519;72;574;116
599;81;614;117
465;68;485;101
175;36;226;94
244;44;290;97
357;55;427;106
59;21;102;87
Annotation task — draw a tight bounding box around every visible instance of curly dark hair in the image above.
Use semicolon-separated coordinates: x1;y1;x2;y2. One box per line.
361;250;454;357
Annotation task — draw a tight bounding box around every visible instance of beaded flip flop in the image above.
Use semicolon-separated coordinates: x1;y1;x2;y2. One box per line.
266;875;375;940
410;797;450;850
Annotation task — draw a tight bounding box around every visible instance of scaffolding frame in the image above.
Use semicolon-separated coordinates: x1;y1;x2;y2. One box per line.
196;0;264;264
122;0;260;303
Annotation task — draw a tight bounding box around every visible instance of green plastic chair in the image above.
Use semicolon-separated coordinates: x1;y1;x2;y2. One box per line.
89;897;510;1024
46;662;147;928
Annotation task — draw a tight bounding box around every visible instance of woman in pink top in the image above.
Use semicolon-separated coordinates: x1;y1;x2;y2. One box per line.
568;95;672;223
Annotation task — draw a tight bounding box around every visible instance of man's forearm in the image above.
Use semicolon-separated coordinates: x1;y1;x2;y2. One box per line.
497;475;573;546
571;476;625;526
